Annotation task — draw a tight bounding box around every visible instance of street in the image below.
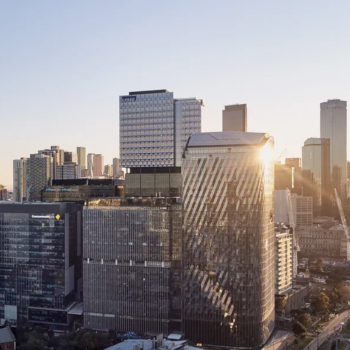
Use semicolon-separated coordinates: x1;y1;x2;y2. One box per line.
306;310;350;350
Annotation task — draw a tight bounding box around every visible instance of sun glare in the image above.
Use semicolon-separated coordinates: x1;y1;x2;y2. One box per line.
260;145;273;165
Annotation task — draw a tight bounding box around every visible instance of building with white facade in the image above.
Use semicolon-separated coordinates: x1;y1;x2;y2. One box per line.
13;158;27;202
320;99;347;197
275;225;293;295
119;89;203;168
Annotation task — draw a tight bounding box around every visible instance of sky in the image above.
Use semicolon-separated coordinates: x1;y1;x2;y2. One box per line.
1;0;350;190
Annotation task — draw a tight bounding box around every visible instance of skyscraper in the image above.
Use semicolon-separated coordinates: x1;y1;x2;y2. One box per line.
222;104;247;132
320;99;347;197
0;202;82;328
13;158;27;202
77;147;86;169
182;131;275;348
302;138;331;215
113;157;122;178
104;164;113;177
26;154;52;202
93;154;104;176
119;89;203;168
87;154;94;177
64;152;78;164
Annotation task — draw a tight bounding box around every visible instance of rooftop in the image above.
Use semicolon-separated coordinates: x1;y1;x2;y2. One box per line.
105;339;202;350
129;89;169;95
185;131;269;148
0;327;16;344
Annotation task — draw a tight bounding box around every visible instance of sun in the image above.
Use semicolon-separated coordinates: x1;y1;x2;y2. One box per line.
260;144;273;165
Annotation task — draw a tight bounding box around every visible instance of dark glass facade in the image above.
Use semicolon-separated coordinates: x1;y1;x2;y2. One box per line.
0;202;82;329
42;185;124;203
125;167;181;197
182;133;275;348
83;198;181;334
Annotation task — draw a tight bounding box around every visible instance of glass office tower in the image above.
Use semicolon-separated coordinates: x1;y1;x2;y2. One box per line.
182;132;275;348
0;202;82;329
320;99;347;198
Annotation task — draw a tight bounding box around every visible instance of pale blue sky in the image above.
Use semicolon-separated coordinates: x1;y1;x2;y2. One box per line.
1;0;350;189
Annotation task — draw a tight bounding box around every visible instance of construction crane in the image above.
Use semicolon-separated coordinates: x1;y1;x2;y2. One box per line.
286;189;299;277
276;148;287;162
334;188;350;260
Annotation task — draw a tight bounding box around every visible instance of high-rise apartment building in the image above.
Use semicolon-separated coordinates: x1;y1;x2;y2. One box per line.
275;225;293;295
320;99;347;197
120;89;203;168
182;131;275;348
83;198;182;334
93;154;104;176
0;202;83;329
302;138;331;215
13;158;27;202
26;154;52;202
77;147;86;169
222;104;247;132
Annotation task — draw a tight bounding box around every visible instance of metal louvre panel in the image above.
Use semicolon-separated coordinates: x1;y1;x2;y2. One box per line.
182;140;275;348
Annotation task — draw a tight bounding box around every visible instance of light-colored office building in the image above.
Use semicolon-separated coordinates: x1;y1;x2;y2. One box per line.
26;153;52;202
320;99;347;197
291;193;313;227
104;164;113;177
119;89;203;168
87;154;94;177
77;147;86;169
113;158;122;178
222;104;247;132
13;158;27;202
182;131;275;348
93;154;104;177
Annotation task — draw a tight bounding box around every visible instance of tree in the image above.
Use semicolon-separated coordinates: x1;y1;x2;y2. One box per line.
312;292;330;314
276;295;288;310
292;322;307;335
337;285;350;303
298;313;312;329
316;258;324;271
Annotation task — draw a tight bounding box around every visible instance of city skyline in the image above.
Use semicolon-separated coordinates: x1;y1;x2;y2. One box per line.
2;1;350;189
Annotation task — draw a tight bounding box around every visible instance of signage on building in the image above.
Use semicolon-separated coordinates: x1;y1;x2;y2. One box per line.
31;215;54;219
121;96;136;102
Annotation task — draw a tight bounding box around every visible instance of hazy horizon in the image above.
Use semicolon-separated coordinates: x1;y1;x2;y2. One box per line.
2;1;350;190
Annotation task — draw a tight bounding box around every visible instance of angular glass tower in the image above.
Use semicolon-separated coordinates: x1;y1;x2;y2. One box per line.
182;131;275;348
